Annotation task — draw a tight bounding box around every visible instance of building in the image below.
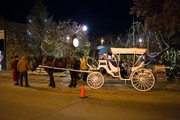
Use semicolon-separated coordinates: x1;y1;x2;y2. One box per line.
0;17;28;70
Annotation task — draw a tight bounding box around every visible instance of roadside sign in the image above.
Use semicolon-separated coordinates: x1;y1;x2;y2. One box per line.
153;65;167;81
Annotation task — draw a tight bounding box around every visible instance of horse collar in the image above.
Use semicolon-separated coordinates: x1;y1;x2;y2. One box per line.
42;56;47;66
52;58;56;67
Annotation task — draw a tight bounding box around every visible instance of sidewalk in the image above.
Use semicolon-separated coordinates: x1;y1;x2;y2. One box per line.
0;70;179;92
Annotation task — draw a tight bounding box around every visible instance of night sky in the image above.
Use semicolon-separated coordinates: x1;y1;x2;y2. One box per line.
0;0;133;37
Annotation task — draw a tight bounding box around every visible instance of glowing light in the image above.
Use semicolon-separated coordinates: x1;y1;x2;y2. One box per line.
66;36;70;40
139;38;142;43
27;30;32;36
101;37;104;45
82;25;87;31
28;19;32;23
73;38;79;47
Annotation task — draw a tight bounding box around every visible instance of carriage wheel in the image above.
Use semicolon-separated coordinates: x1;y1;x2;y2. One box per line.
87;72;104;89
130;68;155;92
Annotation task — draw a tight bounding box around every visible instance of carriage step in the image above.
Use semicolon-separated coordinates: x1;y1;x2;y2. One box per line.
113;72;119;76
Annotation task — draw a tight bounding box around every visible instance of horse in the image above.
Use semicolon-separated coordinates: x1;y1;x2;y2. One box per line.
29;55;81;88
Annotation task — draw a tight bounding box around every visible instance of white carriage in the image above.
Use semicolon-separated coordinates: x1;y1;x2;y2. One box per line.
86;47;155;92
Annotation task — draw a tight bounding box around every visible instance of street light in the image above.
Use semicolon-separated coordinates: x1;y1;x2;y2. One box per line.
66;36;70;41
82;25;87;31
101;37;104;45
139;38;143;47
73;38;79;48
139;38;142;43
74;25;88;34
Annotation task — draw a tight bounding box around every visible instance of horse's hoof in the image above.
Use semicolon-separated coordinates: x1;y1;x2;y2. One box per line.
49;84;52;86
69;85;72;88
72;84;77;87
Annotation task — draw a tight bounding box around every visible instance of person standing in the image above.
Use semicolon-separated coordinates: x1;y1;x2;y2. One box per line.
80;56;89;81
11;55;19;86
17;56;30;87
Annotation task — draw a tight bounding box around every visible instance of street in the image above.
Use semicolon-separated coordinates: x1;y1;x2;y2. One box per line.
0;70;180;120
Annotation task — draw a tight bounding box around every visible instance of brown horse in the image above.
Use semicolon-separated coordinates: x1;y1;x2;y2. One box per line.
30;55;81;88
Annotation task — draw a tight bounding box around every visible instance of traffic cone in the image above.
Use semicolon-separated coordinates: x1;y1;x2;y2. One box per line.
80;84;87;98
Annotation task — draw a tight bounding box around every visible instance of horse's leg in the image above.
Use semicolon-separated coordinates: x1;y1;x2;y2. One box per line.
69;72;74;88
82;72;88;81
73;72;79;87
69;72;77;88
49;73;55;88
46;69;56;88
72;77;77;88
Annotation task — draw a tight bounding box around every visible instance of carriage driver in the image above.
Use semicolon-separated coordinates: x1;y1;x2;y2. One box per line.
142;53;150;65
80;56;89;81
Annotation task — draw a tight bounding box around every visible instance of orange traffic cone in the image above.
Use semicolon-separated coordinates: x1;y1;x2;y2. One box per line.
80;85;87;98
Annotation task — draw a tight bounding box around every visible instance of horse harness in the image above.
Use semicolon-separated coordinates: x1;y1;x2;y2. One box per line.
41;56;56;67
41;56;74;68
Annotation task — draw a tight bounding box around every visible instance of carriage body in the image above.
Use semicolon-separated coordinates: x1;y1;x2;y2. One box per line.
87;47;155;92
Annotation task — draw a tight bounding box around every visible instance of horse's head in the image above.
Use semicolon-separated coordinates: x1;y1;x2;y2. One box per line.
29;56;39;71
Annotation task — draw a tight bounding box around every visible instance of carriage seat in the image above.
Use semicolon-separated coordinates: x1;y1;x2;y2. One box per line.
108;61;119;72
87;63;97;70
131;61;145;72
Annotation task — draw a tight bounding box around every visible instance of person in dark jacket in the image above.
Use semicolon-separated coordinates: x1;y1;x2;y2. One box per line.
11;55;19;86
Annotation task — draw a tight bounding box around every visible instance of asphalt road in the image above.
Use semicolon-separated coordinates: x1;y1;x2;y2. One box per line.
0;70;180;120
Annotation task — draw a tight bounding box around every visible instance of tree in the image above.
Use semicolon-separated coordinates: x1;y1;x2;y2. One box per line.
39;19;89;57
26;1;89;57
55;19;89;57
130;0;180;65
26;0;55;56
127;21;146;48
130;0;180;45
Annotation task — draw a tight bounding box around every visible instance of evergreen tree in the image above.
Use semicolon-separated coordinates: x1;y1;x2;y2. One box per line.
26;0;55;56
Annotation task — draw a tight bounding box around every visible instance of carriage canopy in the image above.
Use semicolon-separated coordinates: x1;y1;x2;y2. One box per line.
109;48;147;54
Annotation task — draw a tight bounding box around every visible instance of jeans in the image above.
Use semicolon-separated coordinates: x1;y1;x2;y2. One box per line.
19;71;29;86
